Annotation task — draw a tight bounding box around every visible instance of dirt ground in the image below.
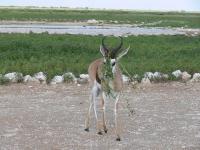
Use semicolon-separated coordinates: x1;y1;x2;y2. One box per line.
0;82;200;150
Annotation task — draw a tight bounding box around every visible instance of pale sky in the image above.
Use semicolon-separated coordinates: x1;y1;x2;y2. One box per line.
0;0;200;11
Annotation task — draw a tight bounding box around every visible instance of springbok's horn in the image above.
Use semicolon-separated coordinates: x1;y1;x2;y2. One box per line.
102;37;109;56
111;37;123;58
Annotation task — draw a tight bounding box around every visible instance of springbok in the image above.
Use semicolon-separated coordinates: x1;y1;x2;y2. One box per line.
84;37;130;141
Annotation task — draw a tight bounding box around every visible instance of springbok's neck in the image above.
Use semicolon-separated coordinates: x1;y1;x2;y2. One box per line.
112;66;116;74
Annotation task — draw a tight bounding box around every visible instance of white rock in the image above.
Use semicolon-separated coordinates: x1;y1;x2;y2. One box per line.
62;72;77;83
77;78;88;84
153;72;169;80
51;75;64;84
162;74;169;79
34;72;47;84
122;74;130;83
141;77;151;85
78;74;89;84
4;72;17;81
172;70;182;78
80;74;89;80
133;74;140;80
23;75;33;83
24;75;40;84
23;75;32;83
87;19;99;24
153;72;162;79
144;72;154;79
181;71;191;81
190;73;200;82
4;72;23;83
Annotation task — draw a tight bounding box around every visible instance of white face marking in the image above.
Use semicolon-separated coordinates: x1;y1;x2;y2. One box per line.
103;58;116;73
111;59;116;73
111;59;116;65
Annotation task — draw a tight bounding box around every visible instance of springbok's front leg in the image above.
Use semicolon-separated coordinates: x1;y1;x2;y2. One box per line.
114;94;121;141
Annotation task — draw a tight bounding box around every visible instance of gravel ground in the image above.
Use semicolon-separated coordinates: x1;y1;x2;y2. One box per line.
0;82;200;150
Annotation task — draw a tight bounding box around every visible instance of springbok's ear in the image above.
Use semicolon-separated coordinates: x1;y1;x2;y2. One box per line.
116;45;130;60
100;45;106;57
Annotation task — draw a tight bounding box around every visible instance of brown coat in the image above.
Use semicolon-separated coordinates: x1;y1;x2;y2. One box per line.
88;58;123;92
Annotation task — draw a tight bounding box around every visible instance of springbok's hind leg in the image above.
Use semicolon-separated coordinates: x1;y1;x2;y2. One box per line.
93;94;102;135
114;95;121;141
102;92;108;133
85;94;93;132
91;85;102;135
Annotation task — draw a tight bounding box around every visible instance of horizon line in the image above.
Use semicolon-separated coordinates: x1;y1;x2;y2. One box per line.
0;5;200;13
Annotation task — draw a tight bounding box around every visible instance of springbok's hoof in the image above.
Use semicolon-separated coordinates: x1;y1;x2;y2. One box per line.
116;137;121;141
104;129;108;133
84;128;89;132
97;131;103;135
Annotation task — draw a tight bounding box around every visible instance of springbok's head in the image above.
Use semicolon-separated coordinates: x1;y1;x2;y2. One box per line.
100;37;130;72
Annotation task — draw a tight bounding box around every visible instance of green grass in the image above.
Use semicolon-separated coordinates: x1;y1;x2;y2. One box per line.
0;33;200;80
0;8;200;28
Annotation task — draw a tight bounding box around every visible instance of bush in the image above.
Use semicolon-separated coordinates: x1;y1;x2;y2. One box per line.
63;73;76;83
0;75;10;85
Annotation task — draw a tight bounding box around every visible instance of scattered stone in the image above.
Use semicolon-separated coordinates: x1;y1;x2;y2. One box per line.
87;19;99;24
144;72;168;81
153;72;169;81
77;78;88;84
141;77;151;85
132;74;140;81
162;74;169;79
4;72;23;83
23;75;32;83
144;72;154;80
23;75;40;84
131;80;139;88
122;74;130;83
34;72;47;84
51;75;64;84
0;70;196;86
80;74;89;80
181;71;191;81
190;73;200;82
63;72;77;83
153;72;162;79
172;70;182;78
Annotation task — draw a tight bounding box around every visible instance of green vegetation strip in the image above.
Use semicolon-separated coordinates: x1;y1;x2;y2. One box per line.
0;33;200;80
0;8;200;28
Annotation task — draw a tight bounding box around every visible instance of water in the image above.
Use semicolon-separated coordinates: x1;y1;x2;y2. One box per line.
0;23;199;36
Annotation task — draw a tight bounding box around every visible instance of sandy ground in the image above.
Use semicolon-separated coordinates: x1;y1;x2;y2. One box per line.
0;82;200;150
